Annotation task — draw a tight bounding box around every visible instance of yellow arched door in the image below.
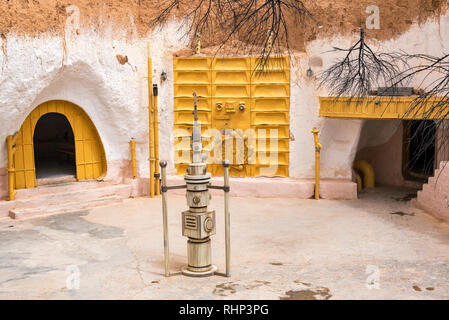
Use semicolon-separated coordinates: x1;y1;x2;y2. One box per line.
13;100;107;189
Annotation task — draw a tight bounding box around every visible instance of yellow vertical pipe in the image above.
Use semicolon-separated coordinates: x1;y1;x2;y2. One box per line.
153;84;161;195
312;128;322;200
130;139;137;179
6;135;17;201
148;43;155;197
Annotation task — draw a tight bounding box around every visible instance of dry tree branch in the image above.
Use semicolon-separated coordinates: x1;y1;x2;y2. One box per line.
391;53;449;177
319;28;407;99
151;0;314;70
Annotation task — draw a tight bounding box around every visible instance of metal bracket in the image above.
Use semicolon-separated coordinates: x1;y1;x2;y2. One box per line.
208;184;230;192
161;184;187;193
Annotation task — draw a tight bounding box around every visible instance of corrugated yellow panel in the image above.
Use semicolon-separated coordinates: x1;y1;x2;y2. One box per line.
174;57;211;70
174;71;211;84
212;57;251;70
12;100;106;189
174;97;211;112
174;56;290;177
319;97;449;119
250;57;290;177
175;111;210;125
212;71;251;84
213;85;250;97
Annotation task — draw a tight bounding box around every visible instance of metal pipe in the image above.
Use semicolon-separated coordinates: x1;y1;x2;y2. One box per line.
130;139;137;179
153;84;160;195
354;160;375;188
160;160;170;277
148;43;155;198
6;135;17;201
222;160;231;277
312;128;322;200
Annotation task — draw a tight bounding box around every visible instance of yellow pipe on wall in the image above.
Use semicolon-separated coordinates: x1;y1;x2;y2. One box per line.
130;139;137;179
148;43;155;198
312;128;322;200
355;173;362;192
153;84;161;195
6;135;17;201
353;160;375;188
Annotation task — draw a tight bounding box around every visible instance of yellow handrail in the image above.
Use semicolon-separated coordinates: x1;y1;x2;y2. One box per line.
312;128;322;200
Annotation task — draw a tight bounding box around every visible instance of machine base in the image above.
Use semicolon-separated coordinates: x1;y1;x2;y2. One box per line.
181;265;218;277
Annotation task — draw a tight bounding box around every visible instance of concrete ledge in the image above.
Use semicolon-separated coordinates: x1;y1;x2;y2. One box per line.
319;179;358;200
135;175;357;199
412;198;449;223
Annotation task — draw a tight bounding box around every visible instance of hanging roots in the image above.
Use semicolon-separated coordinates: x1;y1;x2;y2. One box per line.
319;28;407;99
393;53;449;177
152;0;314;70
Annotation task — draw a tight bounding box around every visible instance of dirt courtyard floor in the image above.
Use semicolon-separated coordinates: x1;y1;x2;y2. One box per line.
1;187;449;300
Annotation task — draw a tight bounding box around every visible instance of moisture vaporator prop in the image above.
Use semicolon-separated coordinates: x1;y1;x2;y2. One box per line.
159;92;231;277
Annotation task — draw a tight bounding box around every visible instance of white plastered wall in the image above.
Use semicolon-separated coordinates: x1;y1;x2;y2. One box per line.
1;13;449;198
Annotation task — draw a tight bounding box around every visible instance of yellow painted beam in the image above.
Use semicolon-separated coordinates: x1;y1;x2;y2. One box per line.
319;97;449;120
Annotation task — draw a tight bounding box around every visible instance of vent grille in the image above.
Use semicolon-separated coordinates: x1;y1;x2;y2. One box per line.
185;216;198;230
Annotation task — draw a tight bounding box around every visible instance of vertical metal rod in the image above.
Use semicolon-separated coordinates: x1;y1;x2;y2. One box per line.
148;43;155;198
153;84;160;195
312;128;322;200
222;160;231;277
160;160;170;277
6;135;17;201
130;139;137;179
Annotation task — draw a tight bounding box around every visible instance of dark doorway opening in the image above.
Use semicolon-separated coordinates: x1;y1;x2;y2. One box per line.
403;120;436;181
33;113;76;180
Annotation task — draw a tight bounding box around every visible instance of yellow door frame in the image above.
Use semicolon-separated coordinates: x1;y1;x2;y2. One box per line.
9;100;106;192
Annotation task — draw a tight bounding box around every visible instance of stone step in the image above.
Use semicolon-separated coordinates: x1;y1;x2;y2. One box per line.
0;183;131;218
15;180;105;200
9;196;123;220
13;184;131;210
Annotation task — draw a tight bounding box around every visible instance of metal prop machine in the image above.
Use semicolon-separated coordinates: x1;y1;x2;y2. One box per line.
159;92;231;277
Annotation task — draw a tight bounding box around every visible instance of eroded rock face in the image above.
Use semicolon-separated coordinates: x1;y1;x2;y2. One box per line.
0;2;448;201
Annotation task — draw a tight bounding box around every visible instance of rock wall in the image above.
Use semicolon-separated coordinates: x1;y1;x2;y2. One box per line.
0;10;449;199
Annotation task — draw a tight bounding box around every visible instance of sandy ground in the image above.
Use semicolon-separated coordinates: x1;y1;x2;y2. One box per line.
1;187;449;300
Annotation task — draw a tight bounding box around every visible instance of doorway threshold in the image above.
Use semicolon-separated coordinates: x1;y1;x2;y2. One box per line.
36;175;77;187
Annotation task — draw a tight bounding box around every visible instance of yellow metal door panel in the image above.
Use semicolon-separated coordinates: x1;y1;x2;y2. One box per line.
174;97;211;112
251;112;289;126
173;56;290;177
257;139;289;152
212;57;251;70
173;57;211;70
174;71;211;84
252;98;289;112
174;85;211;98
255;126;290;139
254;165;289;177
251;70;290;83
252;84;290;97
175;111;210;125
251;57;290;71
212;71;251;84
212;98;250;131
12;100;106;189
212;85;250;98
